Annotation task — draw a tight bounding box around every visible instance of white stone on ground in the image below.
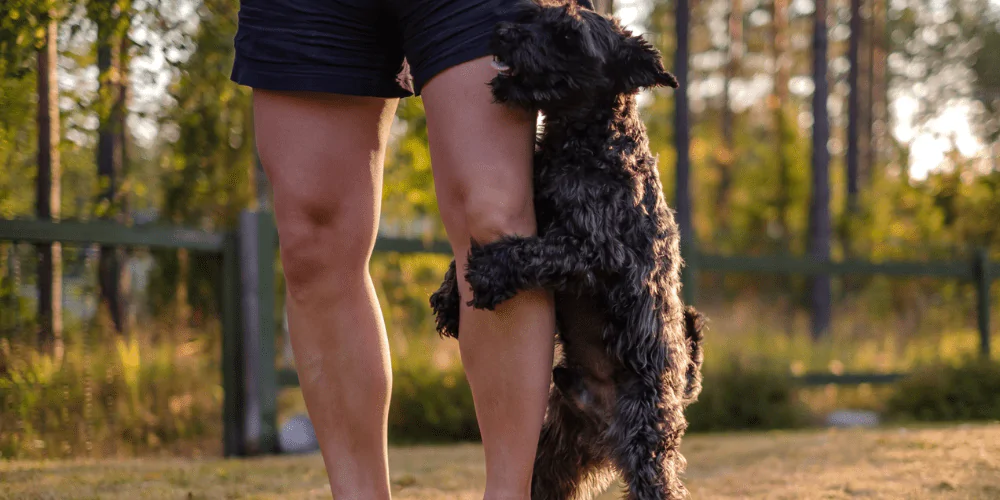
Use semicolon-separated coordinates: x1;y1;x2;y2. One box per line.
825;409;880;428
279;413;319;454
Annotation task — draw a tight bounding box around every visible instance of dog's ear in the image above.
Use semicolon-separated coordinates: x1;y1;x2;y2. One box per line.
615;34;679;92
500;0;543;22
558;1;581;17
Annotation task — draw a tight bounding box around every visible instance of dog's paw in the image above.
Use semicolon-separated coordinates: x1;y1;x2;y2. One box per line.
464;244;519;311
465;267;518;310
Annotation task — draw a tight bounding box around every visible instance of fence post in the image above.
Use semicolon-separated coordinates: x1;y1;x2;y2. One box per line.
238;210;279;454
256;212;278;453
220;232;245;456
975;248;991;359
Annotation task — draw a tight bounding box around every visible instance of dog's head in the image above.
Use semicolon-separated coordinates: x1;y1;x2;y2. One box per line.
489;0;678;112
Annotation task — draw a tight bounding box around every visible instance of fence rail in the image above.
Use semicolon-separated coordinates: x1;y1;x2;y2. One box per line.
0;218;225;251
687;247;995;360
0;217;243;455
0;214;996;457
693;252;978;279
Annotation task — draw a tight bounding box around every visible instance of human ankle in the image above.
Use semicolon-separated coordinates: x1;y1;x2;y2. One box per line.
483;480;531;500
483;492;529;500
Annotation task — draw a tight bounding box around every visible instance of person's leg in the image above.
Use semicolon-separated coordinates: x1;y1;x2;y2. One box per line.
253;89;397;500
422;57;556;499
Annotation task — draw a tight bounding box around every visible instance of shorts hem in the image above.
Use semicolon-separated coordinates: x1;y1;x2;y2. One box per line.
231;61;413;99
410;31;494;95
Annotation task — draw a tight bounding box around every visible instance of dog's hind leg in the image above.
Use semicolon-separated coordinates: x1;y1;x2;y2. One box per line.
429;259;462;339
532;389;616;500
609;377;689;500
681;306;705;406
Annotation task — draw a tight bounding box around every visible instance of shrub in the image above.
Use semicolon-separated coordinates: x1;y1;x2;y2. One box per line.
0;325;222;459
387;352;816;441
685;356;811;432
886;356;1000;422
388;359;479;444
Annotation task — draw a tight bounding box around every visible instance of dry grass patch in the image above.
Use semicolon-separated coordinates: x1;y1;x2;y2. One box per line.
2;424;998;499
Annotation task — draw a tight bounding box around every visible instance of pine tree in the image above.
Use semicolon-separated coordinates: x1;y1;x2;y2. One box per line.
35;13;62;355
809;0;833;339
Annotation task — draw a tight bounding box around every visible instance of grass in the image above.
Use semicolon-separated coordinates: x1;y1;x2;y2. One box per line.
2;259;996;459
2;423;999;499
3;296;994;459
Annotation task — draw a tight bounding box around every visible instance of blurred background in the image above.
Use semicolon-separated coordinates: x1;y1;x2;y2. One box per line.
1;0;999;469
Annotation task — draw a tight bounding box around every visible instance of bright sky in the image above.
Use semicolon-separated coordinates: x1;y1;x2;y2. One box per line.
104;0;995;181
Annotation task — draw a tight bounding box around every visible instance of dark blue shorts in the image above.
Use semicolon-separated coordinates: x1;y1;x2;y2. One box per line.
231;0;517;97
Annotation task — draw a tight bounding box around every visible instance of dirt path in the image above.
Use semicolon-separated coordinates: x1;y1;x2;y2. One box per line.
2;423;998;499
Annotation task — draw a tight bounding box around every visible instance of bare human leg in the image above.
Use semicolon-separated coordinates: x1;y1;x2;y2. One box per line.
253;89;397;500
421;57;557;500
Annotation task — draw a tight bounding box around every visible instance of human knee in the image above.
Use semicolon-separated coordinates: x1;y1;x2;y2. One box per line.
461;193;537;245
277;202;373;301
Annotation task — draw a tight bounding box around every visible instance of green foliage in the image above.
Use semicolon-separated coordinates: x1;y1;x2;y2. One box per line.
0;247;36;339
388;359;479;444
0;0;61;77
972;18;1000;142
0;323;222;459
1;0;1000;460
706;103;811;256
159;0;254;229
0;72;35;219
148;0;256;319
372;252;453;345
372;252;480;444
685;356;812;432
886;356;1000;422
382;98;444;237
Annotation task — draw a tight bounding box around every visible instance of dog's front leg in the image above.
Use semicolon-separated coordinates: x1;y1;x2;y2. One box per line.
463;234;595;310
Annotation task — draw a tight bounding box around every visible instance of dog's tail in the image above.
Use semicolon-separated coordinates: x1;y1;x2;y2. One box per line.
682;305;706;405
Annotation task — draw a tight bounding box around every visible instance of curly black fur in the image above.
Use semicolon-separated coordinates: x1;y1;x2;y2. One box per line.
428;2;706;498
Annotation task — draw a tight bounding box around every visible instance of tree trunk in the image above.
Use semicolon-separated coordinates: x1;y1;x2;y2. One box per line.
717;0;742;240
674;0;692;245
867;0;887;184
809;0;832;339
771;0;797;335
867;0;892;182
119;33;130;213
846;0;863;215
119;33;134;332
675;0;693;303
591;0;613;15
95;4;128;334
773;0;790;105
36;17;63;358
772;0;791;250
856;0;871;189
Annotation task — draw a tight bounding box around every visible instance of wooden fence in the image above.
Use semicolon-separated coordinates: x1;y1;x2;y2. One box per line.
0;212;995;456
0;217;244;455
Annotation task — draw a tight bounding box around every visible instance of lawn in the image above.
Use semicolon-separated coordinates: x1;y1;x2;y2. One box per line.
2;423;999;499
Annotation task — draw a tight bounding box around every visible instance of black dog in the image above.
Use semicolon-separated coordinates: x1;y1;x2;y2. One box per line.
429;2;705;498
